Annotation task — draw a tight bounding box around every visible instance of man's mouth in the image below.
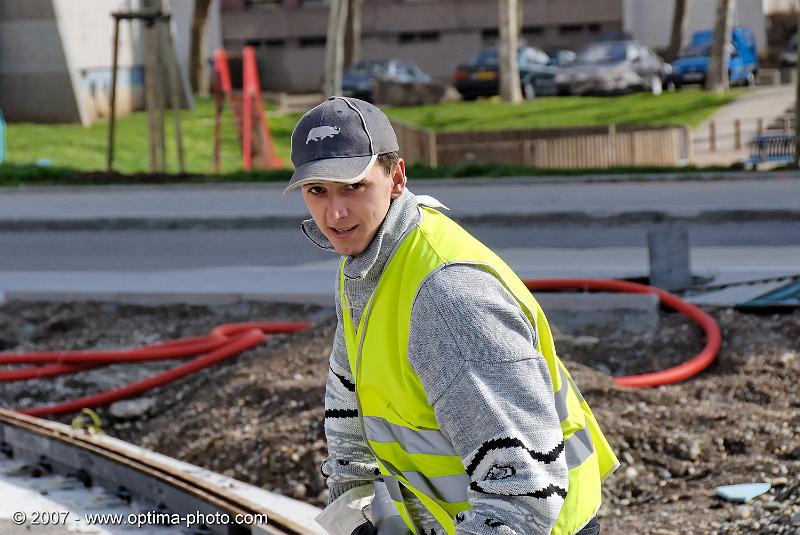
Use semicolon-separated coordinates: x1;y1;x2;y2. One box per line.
331;225;357;236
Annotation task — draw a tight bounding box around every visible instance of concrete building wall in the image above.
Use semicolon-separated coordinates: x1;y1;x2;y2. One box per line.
0;0;82;123
53;0;146;124
221;0;623;92
623;0;767;54
1;0;220;124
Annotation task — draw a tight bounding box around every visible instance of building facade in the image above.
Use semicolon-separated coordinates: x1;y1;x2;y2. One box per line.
221;0;766;94
0;0;221;125
623;0;766;55
221;0;626;92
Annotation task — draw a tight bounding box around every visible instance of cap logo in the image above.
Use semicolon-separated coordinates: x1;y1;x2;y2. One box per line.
306;125;341;144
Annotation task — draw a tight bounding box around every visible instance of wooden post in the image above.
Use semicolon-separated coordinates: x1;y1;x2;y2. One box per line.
213;71;223;175
757;117;765;136
106;16;121;171
682;126;692;163
153;18;167;171
161;17;185;173
522;139;533;167
427;129;438;168
143;19;160;171
709;120;716;152
734;119;741;150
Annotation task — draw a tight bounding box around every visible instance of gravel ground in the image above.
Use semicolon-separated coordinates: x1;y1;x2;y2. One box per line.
0;300;798;535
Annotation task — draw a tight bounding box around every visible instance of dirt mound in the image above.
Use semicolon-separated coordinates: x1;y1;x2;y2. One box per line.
0;301;798;534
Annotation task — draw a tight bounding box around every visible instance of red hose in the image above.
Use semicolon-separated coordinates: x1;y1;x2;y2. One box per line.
6;321;311;417
524;279;722;388
2;279;721;417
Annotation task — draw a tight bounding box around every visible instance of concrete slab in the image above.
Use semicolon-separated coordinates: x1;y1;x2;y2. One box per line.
537;293;660;339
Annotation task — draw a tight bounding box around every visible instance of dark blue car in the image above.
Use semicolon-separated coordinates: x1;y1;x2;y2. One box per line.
452;46;557;100
671;27;758;88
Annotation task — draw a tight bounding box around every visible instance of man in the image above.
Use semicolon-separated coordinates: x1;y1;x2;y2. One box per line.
284;96;617;535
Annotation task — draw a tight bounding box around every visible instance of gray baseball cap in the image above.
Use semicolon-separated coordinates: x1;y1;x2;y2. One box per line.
283;96;399;194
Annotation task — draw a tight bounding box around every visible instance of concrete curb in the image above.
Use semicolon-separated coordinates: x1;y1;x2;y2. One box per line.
3;209;800;231
1;170;798;194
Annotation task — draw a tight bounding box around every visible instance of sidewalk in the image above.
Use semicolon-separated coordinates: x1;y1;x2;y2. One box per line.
690;85;796;166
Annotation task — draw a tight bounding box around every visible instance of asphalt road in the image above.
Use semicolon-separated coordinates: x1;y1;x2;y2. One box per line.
5;221;799;271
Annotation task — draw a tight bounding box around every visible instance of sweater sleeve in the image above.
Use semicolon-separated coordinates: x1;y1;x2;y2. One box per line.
320;285;379;503
408;264;568;535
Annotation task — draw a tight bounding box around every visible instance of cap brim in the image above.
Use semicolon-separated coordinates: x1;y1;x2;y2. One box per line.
283;154;377;195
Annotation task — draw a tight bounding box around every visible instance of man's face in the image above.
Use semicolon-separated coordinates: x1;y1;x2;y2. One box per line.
301;159;406;256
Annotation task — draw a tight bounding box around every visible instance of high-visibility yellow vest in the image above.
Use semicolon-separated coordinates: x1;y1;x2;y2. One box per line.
340;206;618;535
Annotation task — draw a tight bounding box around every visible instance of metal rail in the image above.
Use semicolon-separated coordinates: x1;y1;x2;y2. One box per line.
0;408;323;535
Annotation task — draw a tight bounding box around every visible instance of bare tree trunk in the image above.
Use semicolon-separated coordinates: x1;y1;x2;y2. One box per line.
343;0;362;69
190;0;211;96
667;0;690;61
498;0;521;102
706;0;735;92
324;0;349;96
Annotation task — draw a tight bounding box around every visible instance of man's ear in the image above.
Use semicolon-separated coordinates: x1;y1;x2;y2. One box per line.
390;158;407;199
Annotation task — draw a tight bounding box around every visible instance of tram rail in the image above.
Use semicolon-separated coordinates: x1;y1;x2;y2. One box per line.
0;408;324;535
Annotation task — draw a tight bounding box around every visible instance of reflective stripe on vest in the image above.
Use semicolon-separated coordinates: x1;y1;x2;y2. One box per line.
341;206;618;535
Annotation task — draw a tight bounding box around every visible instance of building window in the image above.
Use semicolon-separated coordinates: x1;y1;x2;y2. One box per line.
244;0;284;6
399;32;415;44
481;28;499;45
398;31;440;44
588;23;602;33
245;38;287;48
299;35;326;47
419;31;439;42
559;24;584;35
522;25;544;35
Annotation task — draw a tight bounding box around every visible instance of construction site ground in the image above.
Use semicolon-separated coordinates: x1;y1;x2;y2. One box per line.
0;299;798;535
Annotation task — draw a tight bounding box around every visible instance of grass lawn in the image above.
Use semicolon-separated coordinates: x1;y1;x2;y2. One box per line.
4;97;299;175
2;89;736;177
387;89;738;131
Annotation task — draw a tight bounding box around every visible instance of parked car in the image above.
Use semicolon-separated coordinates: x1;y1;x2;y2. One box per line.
670;27;758;88
452;46;557;100
780;34;797;67
546;48;577;67
555;40;670;96
342;59;431;102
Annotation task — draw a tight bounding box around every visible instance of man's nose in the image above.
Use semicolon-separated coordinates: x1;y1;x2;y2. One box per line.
327;194;349;220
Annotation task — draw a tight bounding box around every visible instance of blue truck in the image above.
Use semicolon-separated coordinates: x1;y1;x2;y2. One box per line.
670;27;758;88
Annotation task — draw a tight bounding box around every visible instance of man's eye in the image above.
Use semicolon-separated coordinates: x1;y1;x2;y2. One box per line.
346;182;364;190
308;186;325;194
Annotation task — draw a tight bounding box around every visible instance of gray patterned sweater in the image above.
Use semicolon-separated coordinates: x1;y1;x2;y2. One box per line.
303;190;568;534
